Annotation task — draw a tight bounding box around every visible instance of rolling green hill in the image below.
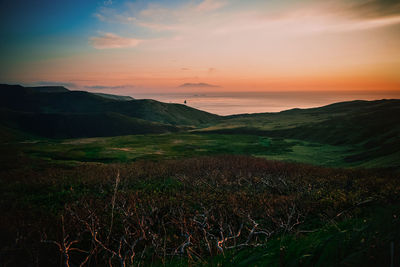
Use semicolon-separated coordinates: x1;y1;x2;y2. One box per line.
198;99;400;168
0;108;178;138
0;84;398;167
0;84;220;138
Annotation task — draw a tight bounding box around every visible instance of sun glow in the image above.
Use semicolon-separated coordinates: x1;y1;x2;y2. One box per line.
1;0;399;93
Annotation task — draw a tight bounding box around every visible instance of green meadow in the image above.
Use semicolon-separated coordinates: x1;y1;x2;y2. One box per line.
2;133;353;167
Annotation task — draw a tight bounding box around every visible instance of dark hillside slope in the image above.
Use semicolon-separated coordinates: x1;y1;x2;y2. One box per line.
26;86;70;93
0;84;220;138
271;100;400;144
0;84;220;126
269;100;400;165
0;108;178;138
202;99;400;167
93;93;134;101
306;99;399;114
104;99;219;125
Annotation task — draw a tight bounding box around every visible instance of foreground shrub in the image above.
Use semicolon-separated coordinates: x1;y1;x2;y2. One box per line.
1;156;399;266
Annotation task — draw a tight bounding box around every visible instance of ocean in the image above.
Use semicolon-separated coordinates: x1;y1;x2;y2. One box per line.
132;91;400;116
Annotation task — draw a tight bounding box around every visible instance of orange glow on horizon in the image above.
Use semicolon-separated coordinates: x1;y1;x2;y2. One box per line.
2;0;399;94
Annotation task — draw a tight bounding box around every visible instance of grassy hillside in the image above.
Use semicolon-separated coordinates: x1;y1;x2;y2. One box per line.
198;99;400;169
205;99;400;133
0;108;178;138
0;133;352;168
26;85;70;93
0;84;220;126
0;84;220;138
2;85;397;160
1;91;398;168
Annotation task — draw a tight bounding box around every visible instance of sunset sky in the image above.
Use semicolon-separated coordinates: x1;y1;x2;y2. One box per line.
1;0;400;93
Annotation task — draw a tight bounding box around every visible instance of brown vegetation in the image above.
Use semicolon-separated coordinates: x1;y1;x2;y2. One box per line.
1;156;399;266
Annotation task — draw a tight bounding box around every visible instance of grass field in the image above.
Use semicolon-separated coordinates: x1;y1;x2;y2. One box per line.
1;133;357;168
1;95;399;266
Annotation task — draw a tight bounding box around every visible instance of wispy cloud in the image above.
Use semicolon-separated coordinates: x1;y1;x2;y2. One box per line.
95;0;400;37
208;68;216;74
328;15;400;32
83;0;400;91
103;0;113;6
95;0;229;33
90;32;141;49
347;0;400;18
95;7;137;23
196;0;227;12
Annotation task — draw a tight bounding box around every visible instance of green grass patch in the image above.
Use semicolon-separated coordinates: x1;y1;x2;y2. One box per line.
1;133;358;168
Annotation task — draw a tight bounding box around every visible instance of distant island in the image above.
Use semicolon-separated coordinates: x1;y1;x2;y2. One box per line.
179;83;220;88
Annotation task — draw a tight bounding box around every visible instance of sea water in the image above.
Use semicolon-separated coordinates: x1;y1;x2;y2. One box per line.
132;91;400;115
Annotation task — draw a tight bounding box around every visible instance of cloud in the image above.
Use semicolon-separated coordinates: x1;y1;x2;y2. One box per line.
139;4;170;18
348;0;400;18
196;0;227;12
103;0;113;6
94;0;400;43
208;68;216;74
179;83;220;88
302;0;400;32
137;21;181;31
331;15;400;32
208;2;400;36
285;2;400;34
90;33;141;49
91;0;400;57
95;7;137;23
95;0;229;33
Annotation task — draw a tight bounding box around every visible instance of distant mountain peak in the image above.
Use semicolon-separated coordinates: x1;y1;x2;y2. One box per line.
179;83;220;88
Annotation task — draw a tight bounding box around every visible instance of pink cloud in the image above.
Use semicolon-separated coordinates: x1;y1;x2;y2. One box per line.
90;33;141;49
196;0;227;12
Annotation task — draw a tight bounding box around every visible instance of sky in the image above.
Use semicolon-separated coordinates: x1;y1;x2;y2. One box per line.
1;0;400;94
